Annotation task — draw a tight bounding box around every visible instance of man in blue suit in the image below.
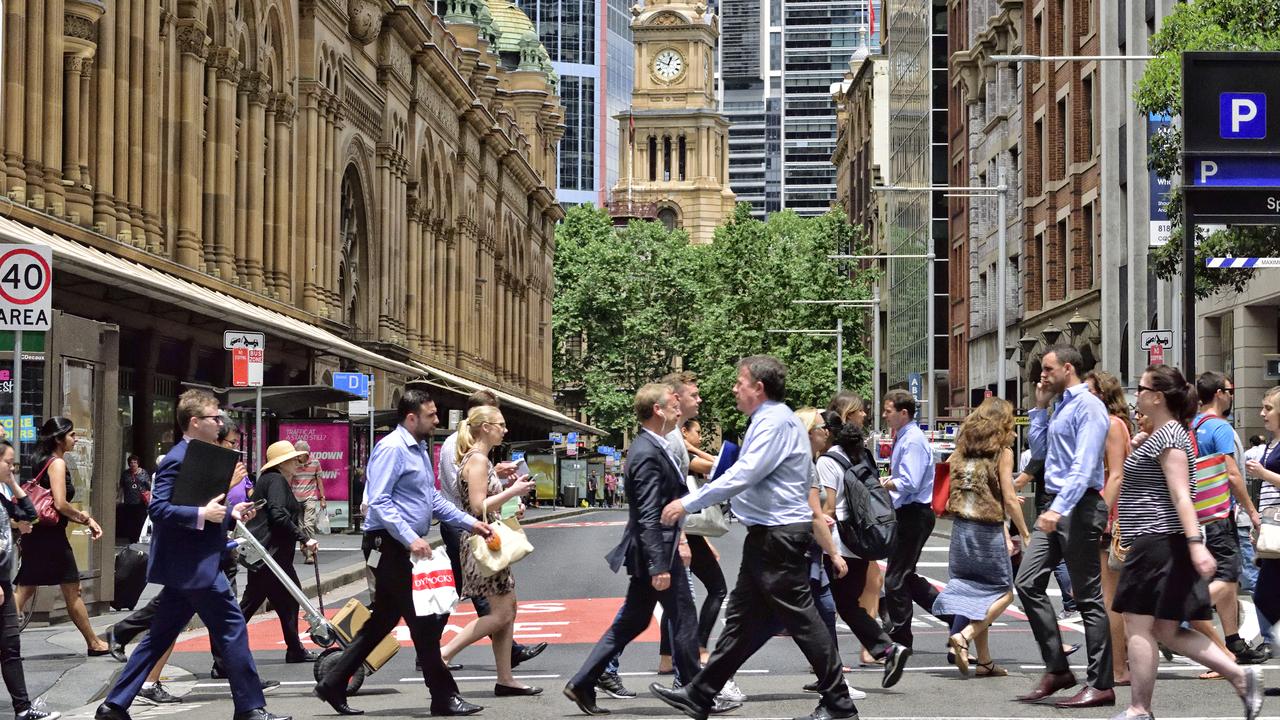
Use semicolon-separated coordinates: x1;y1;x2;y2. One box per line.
96;389;289;720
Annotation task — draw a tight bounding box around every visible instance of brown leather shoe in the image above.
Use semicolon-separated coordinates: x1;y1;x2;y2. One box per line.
1017;671;1077;702
1053;686;1116;709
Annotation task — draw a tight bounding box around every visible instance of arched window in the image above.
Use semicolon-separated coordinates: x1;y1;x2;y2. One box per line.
663;137;672;181
648;136;657;181
338;166;369;332
657;207;678;231
678;135;686;181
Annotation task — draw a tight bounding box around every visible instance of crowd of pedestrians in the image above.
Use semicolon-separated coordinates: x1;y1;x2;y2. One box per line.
1;345;1276;720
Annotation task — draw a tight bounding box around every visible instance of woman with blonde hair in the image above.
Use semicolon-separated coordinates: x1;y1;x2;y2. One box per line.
933;397;1030;676
1085;369;1134;687
439;405;540;697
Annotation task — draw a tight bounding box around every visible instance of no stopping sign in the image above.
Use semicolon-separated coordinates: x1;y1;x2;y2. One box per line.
0;245;52;331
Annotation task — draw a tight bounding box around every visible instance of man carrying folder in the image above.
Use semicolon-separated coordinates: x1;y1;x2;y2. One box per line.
96;390;287;720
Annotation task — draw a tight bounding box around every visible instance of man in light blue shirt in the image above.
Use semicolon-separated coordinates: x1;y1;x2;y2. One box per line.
1013;345;1113;709
880;389;939;649
652;356;857;720
316;389;492;717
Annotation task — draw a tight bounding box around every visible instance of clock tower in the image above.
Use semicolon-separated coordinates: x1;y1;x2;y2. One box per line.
612;0;735;245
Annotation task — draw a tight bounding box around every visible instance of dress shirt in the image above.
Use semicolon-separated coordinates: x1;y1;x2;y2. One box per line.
1028;382;1109;516
889;421;935;508
681;401;812;526
437;431;464;510
364;424;478;548
664;426;691;478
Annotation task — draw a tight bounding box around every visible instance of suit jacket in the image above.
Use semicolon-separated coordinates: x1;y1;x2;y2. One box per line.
246;470;308;555
606;430;684;578
146;439;236;590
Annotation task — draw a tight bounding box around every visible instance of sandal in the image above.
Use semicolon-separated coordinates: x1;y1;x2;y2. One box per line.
975;661;1007;677
1199;670;1225;680
948;631;971;676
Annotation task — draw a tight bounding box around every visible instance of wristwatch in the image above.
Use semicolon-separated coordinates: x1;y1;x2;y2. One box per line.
1186;535;1205;544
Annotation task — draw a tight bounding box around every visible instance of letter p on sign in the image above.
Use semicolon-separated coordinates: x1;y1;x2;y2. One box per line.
1220;92;1266;139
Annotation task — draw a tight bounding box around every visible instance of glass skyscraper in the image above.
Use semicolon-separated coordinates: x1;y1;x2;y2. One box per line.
719;0;878;217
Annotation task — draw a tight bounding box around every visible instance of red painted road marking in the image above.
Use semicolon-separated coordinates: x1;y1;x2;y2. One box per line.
172;598;657;653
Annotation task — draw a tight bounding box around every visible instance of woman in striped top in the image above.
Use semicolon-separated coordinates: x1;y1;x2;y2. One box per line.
1245;386;1280;659
1112;365;1263;720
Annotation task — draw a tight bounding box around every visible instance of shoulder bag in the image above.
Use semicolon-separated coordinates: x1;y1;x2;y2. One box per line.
21;459;60;526
1190;417;1233;524
468;517;534;577
1255;507;1280;560
683;475;729;537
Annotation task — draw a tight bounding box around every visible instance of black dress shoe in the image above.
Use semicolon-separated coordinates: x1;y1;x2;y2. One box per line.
431;695;483;716
649;683;709;720
494;684;543;697
564;684;611;716
511;641;549;668
286;649;319;664
314;684;364;716
94;703;132;720
106;627;127;663
231;708;291;720
417;658;464;671
791;705;858;720
88;647;113;657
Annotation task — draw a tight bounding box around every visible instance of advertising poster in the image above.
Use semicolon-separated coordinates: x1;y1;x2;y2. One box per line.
528;453;556;502
278;421;351;530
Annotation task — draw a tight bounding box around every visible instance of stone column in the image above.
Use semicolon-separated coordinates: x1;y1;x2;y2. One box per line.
273;94;294;300
263;99;276;292
24;0;46;207
173;20;206;268
446;224;459;362
433;220;447;354
42;0;66;216
61;56;86;221
301;89;320;313
234;87;249;282
141;0;161;250
78;58;92;190
324;97;340;317
377;147;391;336
201;60;218;269
111;0;129;238
213;48;239;280
126;0;143;241
4;0;27;197
245;74;267;292
406;196;422;351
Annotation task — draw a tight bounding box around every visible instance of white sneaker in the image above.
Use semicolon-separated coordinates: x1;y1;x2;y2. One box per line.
718;678;747;703
846;682;867;701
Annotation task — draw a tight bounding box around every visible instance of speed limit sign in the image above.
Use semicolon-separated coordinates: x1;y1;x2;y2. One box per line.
0;245;52;331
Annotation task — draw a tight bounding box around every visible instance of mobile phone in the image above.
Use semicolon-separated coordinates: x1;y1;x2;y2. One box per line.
252;499;268;510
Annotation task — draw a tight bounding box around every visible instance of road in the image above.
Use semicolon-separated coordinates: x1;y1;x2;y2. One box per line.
66;511;1276;720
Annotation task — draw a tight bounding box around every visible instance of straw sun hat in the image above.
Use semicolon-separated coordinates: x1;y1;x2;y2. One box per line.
259;440;306;473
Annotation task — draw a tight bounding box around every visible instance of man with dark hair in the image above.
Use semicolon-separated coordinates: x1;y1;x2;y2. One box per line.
1013;346;1113;708
1193;372;1266;664
431;386;545;672
879;388;937;651
315;388;493;717
96;391;285;720
652;356;858;720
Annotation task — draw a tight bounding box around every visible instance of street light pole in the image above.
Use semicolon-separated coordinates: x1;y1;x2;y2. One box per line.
996;167;1008;400
926;251;935;429
836;316;843;393
873;285;881;435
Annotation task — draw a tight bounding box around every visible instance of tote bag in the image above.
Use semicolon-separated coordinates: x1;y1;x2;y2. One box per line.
1191;417;1232;523
468;517;534;577
1255;507;1280;560
411;552;459;616
682;476;729;537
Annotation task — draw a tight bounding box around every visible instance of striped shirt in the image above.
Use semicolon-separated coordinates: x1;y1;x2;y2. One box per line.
290;460;322;501
1258;441;1280;511
1118;420;1196;542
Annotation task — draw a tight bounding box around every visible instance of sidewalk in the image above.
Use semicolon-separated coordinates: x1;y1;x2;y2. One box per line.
29;504;618;714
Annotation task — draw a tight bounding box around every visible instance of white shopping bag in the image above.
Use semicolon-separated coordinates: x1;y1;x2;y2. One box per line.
411;551;459;616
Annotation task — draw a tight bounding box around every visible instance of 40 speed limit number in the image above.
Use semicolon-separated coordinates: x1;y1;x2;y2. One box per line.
0;245;52;331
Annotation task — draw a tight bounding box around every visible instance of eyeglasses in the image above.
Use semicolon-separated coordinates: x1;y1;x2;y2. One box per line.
196;415;225;424
1221;388;1235;395
484;421;507;428
1137;384;1157;394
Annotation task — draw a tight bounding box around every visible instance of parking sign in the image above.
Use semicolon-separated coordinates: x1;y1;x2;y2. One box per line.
1221;92;1267;139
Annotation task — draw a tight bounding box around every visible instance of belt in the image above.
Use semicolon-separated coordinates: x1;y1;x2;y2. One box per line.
745;521;812;534
1042;488;1102;500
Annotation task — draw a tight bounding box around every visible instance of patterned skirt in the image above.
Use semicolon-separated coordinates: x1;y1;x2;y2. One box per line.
931;517;1013;622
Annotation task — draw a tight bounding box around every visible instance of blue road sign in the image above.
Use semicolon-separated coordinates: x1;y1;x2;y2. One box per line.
907;372;923;402
566;432;579;446
1190;156;1280;186
332;371;370;398
1221;92;1267;139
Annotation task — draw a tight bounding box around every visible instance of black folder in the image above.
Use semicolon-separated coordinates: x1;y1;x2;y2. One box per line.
171;440;241;507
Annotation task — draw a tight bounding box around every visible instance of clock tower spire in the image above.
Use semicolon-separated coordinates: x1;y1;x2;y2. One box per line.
611;0;735;245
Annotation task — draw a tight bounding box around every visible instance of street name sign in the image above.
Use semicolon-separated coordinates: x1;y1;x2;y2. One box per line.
0;244;52;331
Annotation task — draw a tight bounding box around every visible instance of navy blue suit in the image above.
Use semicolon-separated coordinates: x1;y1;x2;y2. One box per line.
105;439;266;713
569;429;700;691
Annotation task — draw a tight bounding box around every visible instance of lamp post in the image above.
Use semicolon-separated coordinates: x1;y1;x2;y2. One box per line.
792;294;882;431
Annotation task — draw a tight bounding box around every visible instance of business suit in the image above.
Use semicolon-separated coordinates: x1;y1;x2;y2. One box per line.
568;429;700;692
104;439;266;714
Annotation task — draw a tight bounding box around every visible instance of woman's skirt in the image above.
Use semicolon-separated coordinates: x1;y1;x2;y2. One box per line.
1113;533;1212;621
932;517;1012;621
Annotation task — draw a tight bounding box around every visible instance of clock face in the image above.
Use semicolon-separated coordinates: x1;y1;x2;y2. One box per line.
653;49;685;82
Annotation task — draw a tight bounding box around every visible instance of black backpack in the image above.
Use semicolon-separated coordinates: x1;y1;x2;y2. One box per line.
822;448;897;560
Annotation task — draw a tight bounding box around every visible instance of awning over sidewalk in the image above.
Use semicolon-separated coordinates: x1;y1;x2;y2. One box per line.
408;362;605;436
0;215;602;436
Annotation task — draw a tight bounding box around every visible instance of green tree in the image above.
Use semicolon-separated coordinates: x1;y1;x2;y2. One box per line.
552;205;696;441
1136;0;1280;298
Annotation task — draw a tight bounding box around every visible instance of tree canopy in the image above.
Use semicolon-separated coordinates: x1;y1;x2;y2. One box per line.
552;203;875;443
1136;0;1280;298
